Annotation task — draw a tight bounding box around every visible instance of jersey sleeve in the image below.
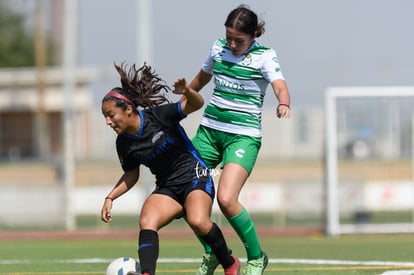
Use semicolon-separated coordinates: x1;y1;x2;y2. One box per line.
261;48;285;83
155;102;186;126
201;39;223;74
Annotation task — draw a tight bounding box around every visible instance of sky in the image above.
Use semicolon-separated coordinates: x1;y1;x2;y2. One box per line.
76;0;414;108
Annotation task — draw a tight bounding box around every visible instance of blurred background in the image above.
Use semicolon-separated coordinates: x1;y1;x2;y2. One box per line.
0;0;414;235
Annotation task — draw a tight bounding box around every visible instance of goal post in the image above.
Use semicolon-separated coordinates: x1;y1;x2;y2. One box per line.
325;86;414;236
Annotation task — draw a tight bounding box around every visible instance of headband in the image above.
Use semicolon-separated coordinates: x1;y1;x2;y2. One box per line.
105;89;135;106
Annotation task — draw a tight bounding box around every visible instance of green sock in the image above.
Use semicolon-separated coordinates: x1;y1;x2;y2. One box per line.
196;233;213;254
183;215;213;254
228;208;262;260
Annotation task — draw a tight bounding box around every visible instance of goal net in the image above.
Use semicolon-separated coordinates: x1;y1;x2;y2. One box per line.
325;86;414;236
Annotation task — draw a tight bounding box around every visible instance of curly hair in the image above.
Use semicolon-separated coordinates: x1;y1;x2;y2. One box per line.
103;62;170;110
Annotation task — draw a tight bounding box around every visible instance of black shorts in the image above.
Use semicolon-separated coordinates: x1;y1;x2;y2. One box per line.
152;175;215;206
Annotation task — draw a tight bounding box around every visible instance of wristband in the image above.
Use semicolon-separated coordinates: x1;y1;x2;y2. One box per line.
105;196;113;201
278;101;290;108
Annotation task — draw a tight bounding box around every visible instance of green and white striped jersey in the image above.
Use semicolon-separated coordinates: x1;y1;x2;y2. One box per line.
201;38;285;138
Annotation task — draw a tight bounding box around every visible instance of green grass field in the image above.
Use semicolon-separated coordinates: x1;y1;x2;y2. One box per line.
2;233;414;275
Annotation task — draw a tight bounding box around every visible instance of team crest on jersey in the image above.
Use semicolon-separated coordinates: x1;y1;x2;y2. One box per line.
240;53;252;66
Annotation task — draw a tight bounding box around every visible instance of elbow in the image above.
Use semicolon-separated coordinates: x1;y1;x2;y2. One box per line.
182;91;205;115
190;93;205;111
189;101;203;113
193;95;205;112
185;98;204;115
196;97;204;110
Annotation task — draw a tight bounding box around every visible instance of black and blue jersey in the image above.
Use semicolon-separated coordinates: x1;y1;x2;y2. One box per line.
115;101;212;191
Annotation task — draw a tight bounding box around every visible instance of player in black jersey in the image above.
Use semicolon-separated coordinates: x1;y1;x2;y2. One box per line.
100;63;240;275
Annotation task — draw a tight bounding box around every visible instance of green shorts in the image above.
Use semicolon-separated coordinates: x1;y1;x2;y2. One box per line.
192;125;262;174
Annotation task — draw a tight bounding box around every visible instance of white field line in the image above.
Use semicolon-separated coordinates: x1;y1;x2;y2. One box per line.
1;258;414;267
381;271;414;275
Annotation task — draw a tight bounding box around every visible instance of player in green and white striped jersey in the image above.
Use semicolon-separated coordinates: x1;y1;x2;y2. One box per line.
201;37;286;138
190;5;292;275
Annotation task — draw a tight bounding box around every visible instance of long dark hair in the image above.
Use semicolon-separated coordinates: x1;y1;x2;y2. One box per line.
103;62;170;110
224;4;265;38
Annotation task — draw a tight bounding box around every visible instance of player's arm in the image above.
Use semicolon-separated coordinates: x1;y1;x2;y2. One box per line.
271;79;291;118
189;69;212;92
101;168;140;223
173;77;204;115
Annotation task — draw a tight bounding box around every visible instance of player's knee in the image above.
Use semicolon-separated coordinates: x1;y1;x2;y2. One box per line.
139;213;159;230
217;195;233;211
187;216;211;235
217;196;241;217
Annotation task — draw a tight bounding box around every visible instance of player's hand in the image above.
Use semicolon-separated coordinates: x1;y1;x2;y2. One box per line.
277;104;291;118
101;198;113;223
172;78;188;95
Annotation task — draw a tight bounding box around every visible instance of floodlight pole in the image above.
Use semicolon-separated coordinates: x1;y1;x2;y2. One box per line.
136;0;153;195
34;0;50;159
136;0;152;65
62;0;78;231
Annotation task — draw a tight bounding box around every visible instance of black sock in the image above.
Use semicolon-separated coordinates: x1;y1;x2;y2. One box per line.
199;223;234;269
138;229;159;275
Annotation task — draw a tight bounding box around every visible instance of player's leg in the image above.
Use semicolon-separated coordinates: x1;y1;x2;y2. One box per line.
191;126;223;257
218;163;267;274
185;189;240;275
219;136;267;275
191;127;225;275
137;193;183;275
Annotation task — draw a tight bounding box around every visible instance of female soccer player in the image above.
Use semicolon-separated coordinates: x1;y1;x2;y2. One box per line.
100;63;240;275
189;5;292;275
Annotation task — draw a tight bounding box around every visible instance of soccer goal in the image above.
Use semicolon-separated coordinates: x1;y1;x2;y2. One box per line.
325;86;414;236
